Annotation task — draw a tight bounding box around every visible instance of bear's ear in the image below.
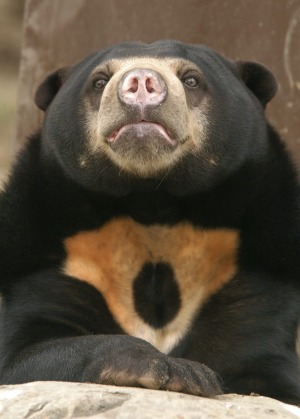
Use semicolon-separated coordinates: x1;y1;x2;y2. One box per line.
236;61;278;108
34;67;70;111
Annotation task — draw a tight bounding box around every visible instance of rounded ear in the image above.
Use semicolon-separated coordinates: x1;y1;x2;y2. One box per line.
34;67;70;111
236;61;278;108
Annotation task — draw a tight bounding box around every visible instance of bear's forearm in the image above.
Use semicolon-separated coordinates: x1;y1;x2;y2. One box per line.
0;334;222;397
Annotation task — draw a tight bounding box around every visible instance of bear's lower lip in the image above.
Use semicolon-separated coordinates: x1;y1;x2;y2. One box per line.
108;122;177;148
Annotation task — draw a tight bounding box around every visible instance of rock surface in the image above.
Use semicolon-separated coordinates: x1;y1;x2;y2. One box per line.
0;382;299;418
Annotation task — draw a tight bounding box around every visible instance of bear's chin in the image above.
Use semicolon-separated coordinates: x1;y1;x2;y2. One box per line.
103;122;179;176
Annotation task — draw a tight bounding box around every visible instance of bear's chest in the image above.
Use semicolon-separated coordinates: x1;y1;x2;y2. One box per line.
63;217;239;353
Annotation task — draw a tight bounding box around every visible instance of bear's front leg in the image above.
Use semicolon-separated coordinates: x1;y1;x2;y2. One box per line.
0;273;221;397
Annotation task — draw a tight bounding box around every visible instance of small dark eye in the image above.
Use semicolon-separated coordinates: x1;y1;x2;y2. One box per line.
184;77;199;88
94;79;108;90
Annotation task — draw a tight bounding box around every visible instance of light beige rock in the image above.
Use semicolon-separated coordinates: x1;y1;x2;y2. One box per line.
0;381;299;419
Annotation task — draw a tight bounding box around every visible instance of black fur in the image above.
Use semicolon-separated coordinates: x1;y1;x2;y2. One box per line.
0;40;300;403
133;262;181;328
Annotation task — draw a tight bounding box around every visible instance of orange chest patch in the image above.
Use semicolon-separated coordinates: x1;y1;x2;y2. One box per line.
63;217;239;353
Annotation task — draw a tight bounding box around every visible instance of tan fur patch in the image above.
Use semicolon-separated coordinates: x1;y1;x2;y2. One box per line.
63;218;239;353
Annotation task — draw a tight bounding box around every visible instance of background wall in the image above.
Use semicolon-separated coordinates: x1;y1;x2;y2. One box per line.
0;0;24;181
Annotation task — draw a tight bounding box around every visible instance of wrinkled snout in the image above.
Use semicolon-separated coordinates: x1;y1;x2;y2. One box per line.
118;68;167;107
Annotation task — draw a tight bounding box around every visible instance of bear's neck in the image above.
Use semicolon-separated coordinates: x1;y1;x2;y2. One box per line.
11;128;299;232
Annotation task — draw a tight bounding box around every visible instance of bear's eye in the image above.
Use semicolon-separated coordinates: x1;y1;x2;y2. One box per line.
183;77;199;88
94;78;108;90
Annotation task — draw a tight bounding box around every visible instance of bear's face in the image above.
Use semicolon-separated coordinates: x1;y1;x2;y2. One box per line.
84;56;209;177
36;41;277;196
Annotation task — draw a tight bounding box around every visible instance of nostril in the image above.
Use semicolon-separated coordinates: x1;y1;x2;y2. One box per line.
145;78;156;94
126;77;139;94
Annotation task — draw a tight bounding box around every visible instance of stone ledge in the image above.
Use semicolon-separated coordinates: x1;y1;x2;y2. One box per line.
0;381;299;419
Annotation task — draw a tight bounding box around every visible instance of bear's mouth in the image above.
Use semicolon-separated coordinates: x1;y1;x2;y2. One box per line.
107;122;177;148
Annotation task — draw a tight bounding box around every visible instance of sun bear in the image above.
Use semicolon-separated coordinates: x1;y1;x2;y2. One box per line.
0;40;300;404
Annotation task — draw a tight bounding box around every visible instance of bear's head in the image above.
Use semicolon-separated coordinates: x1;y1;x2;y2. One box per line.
35;40;277;196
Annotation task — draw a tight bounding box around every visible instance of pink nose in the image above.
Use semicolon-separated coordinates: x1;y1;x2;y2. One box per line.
118;68;167;107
